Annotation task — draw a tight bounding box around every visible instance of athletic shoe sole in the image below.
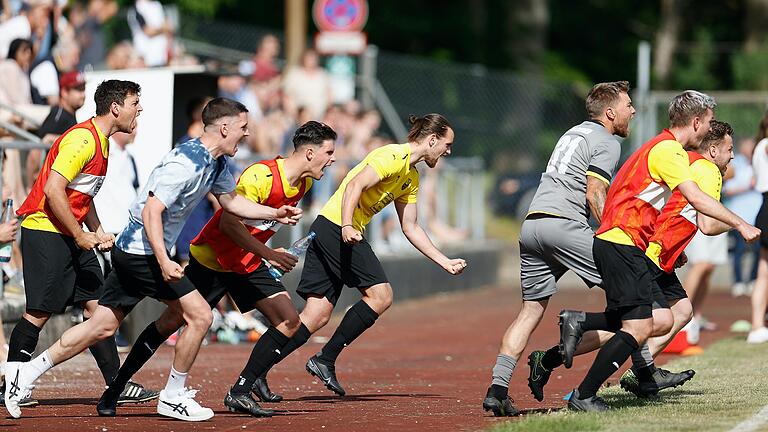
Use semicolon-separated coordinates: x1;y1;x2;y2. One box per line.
157;404;214;422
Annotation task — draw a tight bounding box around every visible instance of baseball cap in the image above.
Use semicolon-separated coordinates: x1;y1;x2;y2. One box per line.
59;71;86;90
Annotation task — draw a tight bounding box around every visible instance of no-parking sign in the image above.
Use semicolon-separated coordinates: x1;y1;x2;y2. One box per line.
313;0;368;31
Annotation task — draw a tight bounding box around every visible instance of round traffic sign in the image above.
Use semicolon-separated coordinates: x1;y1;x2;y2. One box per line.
313;0;369;32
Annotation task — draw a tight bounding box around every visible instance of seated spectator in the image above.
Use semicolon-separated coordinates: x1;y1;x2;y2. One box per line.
29;35;79;105
72;0;117;69
0;0;50;61
282;49;331;119
104;40;144;69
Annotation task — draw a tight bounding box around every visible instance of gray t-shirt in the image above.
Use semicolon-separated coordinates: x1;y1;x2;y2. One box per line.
527;121;621;223
116;138;236;255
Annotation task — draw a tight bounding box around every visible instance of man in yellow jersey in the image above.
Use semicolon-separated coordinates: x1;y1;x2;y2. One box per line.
6;80;156;406
255;114;467;398
92;121;337;418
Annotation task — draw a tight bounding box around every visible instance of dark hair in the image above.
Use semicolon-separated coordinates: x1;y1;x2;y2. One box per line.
201;97;248;126
94;80;141;116
293;121;337;149
756;109;768;144
407;113;452;142
7;38;31;62
585;81;630;118
696;120;733;153
668;90;716;128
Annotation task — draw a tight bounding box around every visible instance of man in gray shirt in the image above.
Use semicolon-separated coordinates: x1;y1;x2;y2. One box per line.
5;98;302;421
483;81;634;416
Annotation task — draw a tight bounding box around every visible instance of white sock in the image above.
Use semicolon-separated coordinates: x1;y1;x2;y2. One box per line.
25;350;53;383
164;366;188;395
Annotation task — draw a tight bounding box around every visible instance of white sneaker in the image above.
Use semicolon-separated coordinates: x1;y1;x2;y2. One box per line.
157;388;214;421
747;327;768;344
4;362;35;419
732;282;747;297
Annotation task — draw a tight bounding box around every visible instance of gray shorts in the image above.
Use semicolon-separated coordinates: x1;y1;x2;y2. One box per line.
519;216;601;301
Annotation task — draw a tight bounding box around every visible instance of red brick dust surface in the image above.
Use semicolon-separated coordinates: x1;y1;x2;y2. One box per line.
0;287;750;432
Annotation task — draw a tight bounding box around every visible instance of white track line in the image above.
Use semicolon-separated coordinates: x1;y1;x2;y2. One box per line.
729;405;768;432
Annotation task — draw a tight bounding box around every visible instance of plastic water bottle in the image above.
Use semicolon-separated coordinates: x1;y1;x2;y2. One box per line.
0;199;14;263
262;231;316;282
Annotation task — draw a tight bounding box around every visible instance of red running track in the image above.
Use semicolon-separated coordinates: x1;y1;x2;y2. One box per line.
0;286;750;431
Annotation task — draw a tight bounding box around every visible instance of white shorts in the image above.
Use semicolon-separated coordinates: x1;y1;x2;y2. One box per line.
685;230;728;265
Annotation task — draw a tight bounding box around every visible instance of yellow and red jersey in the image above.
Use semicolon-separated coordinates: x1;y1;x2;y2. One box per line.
18;118;109;236
596;129;693;249
190;157;311;274
646;153;722;272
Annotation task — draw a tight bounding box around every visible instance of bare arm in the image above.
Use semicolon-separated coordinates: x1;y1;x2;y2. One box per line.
395;200;466;274
43;171;99;250
141;194;183;281
697;212;732;236
83;204;115;251
677;180;760;241
216;191;301;224
218;211;297;271
585;176;608;224
340;165;381;243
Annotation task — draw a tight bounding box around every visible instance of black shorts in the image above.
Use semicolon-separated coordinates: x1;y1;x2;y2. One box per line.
21;228;104;314
593;237;653;319
648;263;687;307
756;193;768;249
98;247;197;313
296;216;388;306
185;256;285;312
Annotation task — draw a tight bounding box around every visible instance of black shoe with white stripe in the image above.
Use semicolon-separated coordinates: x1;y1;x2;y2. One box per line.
117;381;159;405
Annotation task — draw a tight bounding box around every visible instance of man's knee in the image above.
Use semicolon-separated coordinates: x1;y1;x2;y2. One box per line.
362;283;393;313
671;299;694;326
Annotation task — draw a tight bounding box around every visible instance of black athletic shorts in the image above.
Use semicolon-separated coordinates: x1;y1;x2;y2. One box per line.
296;216;388;306
755;193;768;248
185;256;285;312
593;237;653;319
98;247;197;313
21;227;104;314
648;262;687;307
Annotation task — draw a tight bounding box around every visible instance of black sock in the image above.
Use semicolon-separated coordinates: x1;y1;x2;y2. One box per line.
489;383;508;400
109;322;167;392
89;334;120;385
634;365;656;382
582;312;621;332
317;300;378;364
541;346;563;370
577;330;639;399
7;317;41;362
231;327;290;394
260;323;312;379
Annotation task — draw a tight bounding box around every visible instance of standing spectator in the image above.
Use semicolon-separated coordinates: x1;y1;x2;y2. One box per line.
29;36;79;105
0;0;50;61
282;49;331;119
74;0;117;69
748;112;768;343
127;0;172;67
251;34;280;83
724;137;762;296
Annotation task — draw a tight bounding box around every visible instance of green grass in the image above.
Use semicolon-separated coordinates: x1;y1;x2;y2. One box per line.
490;337;768;432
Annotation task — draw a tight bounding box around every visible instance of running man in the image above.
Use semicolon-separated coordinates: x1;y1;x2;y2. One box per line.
481;81;634;416
6;80;156;407
257;113;467;399
563;91;760;412
94;120;337;418
5;98;302;421
531;120;735;400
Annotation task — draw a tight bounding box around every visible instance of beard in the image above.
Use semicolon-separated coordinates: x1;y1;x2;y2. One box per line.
614;120;630;138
